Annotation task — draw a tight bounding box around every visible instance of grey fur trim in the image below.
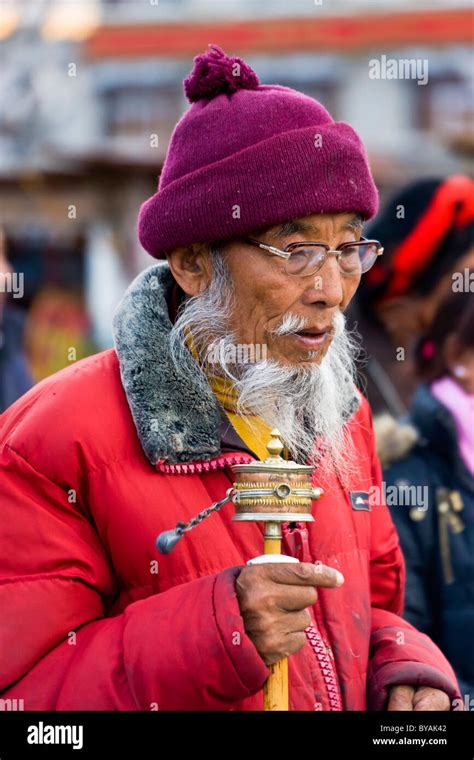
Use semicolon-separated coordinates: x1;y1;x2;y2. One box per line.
112;262;221;465
374;413;419;468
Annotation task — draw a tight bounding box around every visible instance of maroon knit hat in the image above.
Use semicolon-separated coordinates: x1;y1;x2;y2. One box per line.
138;45;379;259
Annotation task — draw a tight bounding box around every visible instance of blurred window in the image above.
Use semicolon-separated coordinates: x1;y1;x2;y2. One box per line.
102;86;180;137
416;74;473;137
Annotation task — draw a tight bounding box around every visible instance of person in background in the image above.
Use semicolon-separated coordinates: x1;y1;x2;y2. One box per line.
349;175;474;417
376;283;474;700
0;227;33;413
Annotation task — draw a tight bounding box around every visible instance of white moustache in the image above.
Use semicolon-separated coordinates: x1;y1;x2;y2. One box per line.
271;311;345;337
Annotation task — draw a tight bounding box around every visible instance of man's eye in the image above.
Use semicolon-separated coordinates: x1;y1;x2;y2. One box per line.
290;246;326;257
290;248;310;259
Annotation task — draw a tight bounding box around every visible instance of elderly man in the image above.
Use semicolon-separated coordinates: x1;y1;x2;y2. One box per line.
0;46;461;711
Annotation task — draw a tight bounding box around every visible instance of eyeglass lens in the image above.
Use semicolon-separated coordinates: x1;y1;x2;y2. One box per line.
285;242;379;275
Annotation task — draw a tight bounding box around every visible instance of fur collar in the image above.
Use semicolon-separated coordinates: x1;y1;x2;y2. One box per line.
113;262;222;466
113;261;360;466
373;413;419;468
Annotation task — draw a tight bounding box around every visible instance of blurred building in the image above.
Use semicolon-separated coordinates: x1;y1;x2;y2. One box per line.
88;0;473;179
0;0;472;376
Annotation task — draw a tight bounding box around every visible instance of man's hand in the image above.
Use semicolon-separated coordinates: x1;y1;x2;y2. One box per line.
387;685;450;711
236;562;344;667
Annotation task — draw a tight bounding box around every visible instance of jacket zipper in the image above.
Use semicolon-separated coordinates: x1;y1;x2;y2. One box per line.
155;438;328;475
437;488;465;585
155;452;254;474
283;523;343;711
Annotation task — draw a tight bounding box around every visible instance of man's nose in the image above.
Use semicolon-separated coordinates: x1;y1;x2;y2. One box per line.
301;257;344;308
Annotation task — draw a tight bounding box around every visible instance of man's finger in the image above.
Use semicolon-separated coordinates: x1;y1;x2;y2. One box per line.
265;561;344;588
413;687;450;712
387;685;415;711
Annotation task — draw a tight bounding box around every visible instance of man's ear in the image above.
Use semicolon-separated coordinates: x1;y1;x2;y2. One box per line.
166;244;213;296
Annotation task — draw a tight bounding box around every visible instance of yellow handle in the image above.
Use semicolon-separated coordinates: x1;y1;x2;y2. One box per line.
263;525;288;711
264;658;289;711
264;534;282;555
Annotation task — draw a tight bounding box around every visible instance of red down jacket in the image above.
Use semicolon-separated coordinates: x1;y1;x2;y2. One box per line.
0;349;461;710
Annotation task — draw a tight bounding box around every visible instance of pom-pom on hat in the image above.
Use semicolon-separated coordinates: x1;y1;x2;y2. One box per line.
138;44;379;259
183;44;260;101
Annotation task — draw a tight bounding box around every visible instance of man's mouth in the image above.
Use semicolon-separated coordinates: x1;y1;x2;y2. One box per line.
290;325;333;350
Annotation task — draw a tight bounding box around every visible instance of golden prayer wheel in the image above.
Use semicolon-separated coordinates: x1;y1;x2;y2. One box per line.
231;429;322;711
156;428;323;712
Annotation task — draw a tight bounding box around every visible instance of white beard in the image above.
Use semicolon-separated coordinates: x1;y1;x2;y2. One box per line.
169;251;360;478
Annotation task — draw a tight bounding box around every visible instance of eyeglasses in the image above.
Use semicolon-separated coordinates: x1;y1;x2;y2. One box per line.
241;236;384;277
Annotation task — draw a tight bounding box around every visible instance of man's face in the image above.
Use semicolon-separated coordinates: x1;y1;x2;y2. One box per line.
167;211;363;469
220;212;362;365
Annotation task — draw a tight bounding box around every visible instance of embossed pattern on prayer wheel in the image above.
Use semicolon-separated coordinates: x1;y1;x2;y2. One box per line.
231;430;322;522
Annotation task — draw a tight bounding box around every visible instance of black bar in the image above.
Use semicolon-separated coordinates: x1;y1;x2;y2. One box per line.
0;710;472;758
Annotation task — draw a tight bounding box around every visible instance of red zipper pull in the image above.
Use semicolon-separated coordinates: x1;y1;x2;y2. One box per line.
282;522;313;563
